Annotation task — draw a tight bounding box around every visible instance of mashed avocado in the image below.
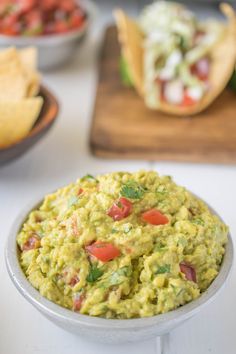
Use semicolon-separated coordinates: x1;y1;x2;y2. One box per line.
17;171;228;319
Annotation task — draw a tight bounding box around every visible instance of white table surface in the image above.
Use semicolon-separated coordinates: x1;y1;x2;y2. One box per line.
1;1;236;353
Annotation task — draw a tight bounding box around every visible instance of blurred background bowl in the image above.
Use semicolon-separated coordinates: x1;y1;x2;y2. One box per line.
0;85;59;166
0;0;96;70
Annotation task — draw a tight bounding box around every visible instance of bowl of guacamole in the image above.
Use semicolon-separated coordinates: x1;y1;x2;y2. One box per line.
5;171;233;343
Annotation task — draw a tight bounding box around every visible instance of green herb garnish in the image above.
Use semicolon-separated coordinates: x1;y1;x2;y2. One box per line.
228;69;236;92
120;180;145;200
111;228;118;234
154;244;167;252
156;264;170;274
192;218;204;226
81;174;98;182
86;264;103;283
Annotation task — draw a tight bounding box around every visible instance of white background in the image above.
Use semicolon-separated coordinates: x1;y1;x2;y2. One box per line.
1;1;235;353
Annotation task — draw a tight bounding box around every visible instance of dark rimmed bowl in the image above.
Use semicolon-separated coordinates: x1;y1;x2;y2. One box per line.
0;85;59;166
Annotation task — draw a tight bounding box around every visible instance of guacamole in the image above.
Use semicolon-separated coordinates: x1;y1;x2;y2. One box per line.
17;171;228;319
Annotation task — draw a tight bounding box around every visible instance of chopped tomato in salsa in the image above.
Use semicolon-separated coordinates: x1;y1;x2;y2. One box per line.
108;197;132;221
142;209;169;225
0;0;87;36
85;242;121;262
190;58;209;81
180;262;197;282
180;92;197;107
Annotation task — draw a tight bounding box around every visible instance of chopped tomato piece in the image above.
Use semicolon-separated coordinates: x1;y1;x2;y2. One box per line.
77;188;84;195
107;197;132;221
180;262;196;282
142;209;169;225
60;0;76;12
41;0;57;11
54;20;68;33
191;58;209;81
86;242;120;262
181;92;196;107
70;10;84;29
73;294;84;311
19;0;37;12
1;27;19;35
2;13;19;27
22;235;40;251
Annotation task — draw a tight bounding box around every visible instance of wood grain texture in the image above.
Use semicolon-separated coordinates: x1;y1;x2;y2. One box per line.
90;26;236;164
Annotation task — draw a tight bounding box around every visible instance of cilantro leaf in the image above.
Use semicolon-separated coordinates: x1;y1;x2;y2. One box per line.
86;264;103;283
81;174;98;182
156;264;170;274
120;180;145;200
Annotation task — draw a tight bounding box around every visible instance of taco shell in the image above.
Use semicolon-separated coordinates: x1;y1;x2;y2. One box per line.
115;3;236;116
114;9;144;96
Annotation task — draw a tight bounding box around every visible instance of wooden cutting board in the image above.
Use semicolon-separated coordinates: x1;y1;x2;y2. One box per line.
90;26;236;164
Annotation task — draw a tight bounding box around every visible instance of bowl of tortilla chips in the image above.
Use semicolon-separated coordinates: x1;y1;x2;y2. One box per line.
115;2;236;116
0;46;59;166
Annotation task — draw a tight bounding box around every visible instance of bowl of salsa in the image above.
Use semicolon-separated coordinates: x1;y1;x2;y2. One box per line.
0;0;96;69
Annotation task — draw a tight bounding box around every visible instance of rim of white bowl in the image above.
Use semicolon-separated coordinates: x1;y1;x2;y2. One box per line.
0;0;97;45
5;194;234;330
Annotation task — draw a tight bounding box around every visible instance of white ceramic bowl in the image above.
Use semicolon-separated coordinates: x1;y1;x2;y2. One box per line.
0;0;96;70
5;196;233;344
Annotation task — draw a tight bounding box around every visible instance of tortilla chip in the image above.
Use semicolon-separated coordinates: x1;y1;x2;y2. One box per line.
20;47;37;71
114;9;144;96
115;3;236;116
0;47;18;65
26;72;41;97
0;97;43;148
0;74;28;101
0;46;40;99
0;56;22;75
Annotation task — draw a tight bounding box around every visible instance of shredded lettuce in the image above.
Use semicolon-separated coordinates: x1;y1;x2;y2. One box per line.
119;56;133;87
228;70;236;92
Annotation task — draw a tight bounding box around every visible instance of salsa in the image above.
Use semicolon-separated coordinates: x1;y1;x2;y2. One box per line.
0;0;87;36
17;171;228;319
